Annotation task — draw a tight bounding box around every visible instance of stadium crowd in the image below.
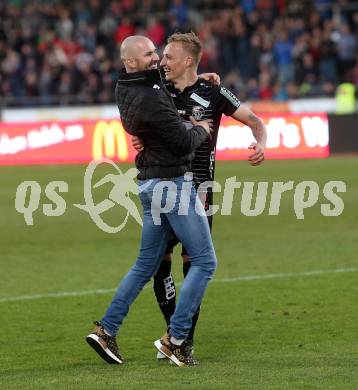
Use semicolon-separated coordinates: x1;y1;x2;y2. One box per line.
0;0;357;106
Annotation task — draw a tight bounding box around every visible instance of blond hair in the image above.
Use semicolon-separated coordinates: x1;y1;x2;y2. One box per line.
167;32;202;66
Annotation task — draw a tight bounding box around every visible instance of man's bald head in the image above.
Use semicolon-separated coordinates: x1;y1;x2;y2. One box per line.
120;35;153;60
120;35;159;73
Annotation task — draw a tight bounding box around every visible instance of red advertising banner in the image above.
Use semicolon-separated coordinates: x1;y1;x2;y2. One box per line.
216;113;330;160
0;113;329;166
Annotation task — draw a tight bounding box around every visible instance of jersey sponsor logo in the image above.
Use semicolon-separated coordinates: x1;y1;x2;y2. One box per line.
220;87;240;108
190;92;210;108
170;93;176;97
153;84;160;89
192;105;205;120
164;274;176;300
177;109;186;115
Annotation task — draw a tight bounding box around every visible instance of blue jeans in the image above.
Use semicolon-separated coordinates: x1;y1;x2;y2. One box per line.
101;176;217;339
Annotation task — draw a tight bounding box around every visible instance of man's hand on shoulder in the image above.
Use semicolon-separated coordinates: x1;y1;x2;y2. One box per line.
198;73;220;86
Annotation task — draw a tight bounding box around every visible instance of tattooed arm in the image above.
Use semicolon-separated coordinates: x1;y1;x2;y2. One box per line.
231;105;267;166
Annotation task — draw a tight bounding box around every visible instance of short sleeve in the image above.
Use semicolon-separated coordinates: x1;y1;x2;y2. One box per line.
212;86;241;116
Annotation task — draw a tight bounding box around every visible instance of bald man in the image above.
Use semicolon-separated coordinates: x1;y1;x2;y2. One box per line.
120;35;159;71
86;36;217;367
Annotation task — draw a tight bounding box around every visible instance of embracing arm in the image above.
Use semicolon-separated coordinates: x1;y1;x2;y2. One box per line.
198;73;221;85
145;94;209;156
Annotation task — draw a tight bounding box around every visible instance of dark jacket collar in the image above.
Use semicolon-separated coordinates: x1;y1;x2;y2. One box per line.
117;68;163;85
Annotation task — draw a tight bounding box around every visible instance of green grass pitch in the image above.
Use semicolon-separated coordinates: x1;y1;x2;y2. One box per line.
0;157;357;389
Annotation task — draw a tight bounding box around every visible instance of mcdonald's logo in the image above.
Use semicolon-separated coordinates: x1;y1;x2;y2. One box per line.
92;120;128;161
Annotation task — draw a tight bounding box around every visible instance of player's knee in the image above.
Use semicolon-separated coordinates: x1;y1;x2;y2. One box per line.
208;254;217;274
204;248;217;273
191;251;217;273
134;256;159;280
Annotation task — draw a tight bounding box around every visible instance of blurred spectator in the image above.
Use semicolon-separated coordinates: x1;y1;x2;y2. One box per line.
114;17;136;43
197;21;219;71
169;0;188;28
295;52;317;85
145;17;166;47
336;24;357;75
0;0;357;106
247;78;260;100
223;71;244;97
247;34;262;79
319;25;338;82
314;0;333;19
259;71;274;100
274;30;294;85
272;83;289;101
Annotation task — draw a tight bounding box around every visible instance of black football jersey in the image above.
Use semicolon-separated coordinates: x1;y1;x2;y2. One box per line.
166;79;240;185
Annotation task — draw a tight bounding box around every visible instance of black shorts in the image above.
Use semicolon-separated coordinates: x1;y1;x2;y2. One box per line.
165;186;213;256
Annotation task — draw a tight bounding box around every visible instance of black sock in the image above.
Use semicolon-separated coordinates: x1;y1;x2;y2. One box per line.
153;260;176;326
183;261;200;342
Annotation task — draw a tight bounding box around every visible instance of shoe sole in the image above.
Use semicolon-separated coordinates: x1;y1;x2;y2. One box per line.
154;339;185;367
157;351;168;360
86;334;123;364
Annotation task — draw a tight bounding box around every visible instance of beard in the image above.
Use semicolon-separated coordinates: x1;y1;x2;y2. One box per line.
146;61;158;70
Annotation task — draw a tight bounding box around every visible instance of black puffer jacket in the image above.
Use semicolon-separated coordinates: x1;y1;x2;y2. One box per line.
115;68;208;180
